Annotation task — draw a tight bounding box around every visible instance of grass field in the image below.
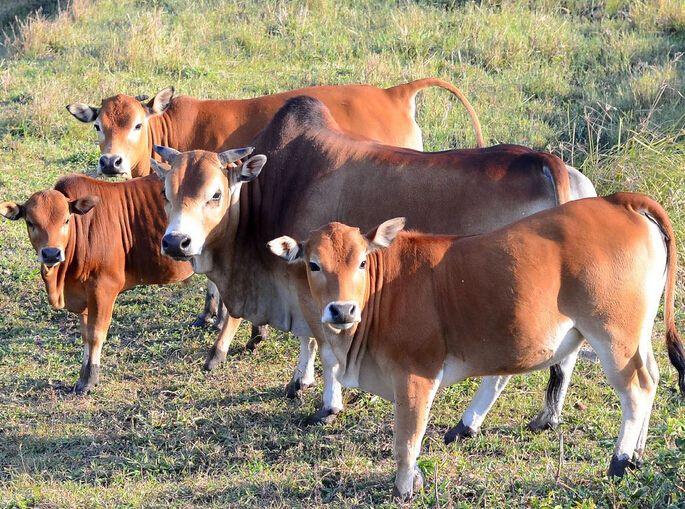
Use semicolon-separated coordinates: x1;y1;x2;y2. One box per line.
0;0;684;507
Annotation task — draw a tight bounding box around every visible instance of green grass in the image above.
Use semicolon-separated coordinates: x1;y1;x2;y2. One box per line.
0;0;684;507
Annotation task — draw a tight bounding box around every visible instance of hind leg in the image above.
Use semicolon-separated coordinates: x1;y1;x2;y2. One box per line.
528;348;580;431
633;346;659;468
586;331;657;478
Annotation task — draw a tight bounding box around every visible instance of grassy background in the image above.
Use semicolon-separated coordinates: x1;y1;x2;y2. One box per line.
1;0;684;507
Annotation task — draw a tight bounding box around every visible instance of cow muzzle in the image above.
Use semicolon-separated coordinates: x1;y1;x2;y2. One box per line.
162;232;194;261
40;247;64;267
322;301;361;332
99;154;129;177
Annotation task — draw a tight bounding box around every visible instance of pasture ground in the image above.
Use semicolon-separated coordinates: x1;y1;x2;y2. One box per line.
0;1;684;507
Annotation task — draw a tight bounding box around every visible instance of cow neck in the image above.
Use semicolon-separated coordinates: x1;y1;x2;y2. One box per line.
139;112;176;177
41;219;78;310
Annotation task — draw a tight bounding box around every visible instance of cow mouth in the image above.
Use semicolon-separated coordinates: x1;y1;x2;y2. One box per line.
325;321;357;333
167;254;193;262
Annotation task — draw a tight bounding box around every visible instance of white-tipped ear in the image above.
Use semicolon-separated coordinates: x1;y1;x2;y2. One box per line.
150;158;170;179
218;146;254;166
153;145;181;164
66;103;99;123
0;201;24;220
147;87;174;115
268;236;302;262
367;217;405;249
238;154;267;182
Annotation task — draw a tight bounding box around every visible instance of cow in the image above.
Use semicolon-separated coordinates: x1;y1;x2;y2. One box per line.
0;162;264;392
65;78;485;335
268;193;684;500
150;95;597;433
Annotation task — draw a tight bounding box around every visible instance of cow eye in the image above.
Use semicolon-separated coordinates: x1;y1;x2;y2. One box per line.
359;260;367;269
134;123;142;130
160;188;168;201
26;220;34;229
65;217;70;225
309;261;320;272
94;124;101;132
211;191;221;202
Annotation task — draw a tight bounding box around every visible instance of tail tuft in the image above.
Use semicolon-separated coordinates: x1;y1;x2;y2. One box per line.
667;328;685;396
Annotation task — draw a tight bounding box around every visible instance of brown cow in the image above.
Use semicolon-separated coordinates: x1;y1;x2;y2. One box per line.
269;194;684;499
0;162;258;392
151;96;596;432
66;78;483;332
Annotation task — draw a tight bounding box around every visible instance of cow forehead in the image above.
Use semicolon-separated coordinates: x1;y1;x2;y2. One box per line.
309;223;366;265
169;152;225;199
25;190;69;223
99;94;145;126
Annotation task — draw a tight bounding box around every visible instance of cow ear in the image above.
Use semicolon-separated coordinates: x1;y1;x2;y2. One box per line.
0;201;24;220
153;145;181;164
238;154;267;182
267;236;303;263
66;103;99;123
147;87;174;115
366;217;405;250
218;146;254;167
69;196;99;215
150;158;170;179
135;94;149;102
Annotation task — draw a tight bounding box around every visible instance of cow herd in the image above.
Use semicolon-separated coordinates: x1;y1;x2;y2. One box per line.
1;79;683;500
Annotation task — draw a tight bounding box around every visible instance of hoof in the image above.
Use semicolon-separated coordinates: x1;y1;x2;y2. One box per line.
304;407;340;426
444;419;478;444
246;325;269;351
527;412;559;432
203;347;227;372
191;313;213;328
212;319;225;332
608;454;634;478
286;378;311;399
74;364;100;395
392;467;423;502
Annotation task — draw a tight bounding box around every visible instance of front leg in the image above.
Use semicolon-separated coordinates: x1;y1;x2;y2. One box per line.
75;284;117;395
192;280;221;328
305;341;343;425
392;373;440;501
204;315;242;371
286;336;317;399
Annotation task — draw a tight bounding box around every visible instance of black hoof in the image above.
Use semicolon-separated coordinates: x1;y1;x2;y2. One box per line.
285;378;311;399
74;364;100;395
191;313;213;328
528;413;559;432
444;419;478;444
304;407;340;426
608;454;633;478
246;325;269;351
203;346;227;372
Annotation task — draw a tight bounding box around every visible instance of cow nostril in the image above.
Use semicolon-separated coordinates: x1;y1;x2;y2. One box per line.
349;304;357;316
113;157;122;167
162;238;169;250
99;156;107;167
329;306;340;318
180;237;190;250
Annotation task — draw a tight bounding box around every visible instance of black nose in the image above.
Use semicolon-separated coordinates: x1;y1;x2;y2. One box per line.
328;303;357;324
99;154;124;175
41;247;62;264
162;232;192;259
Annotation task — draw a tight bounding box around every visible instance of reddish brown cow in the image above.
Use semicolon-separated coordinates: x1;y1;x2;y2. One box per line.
270;194;684;500
0;167;236;393
66;78;484;178
151;96;597;432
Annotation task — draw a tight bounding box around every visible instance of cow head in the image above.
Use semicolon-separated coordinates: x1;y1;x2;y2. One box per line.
0;191;98;268
151;145;267;271
66;87;174;178
268;218;405;335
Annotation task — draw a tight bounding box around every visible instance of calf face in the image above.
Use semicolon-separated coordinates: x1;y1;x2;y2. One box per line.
0;191;98;267
268;218;405;333
66;88;174;177
151;146;266;264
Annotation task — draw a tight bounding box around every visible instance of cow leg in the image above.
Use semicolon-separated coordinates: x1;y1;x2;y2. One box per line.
305;341;343;425
633;346;660;468
528;348;580;432
204;315;242;371
392;373;439;501
585;330;657;478
192;280;221;328
286;336;317;399
246;324;269;352
445;375;511;443
75;286;116;395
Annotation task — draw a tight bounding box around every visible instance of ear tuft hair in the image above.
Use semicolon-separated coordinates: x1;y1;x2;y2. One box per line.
0;201;24;220
69;196;100;215
367;217;406;249
66;103;99;123
267;236;301;262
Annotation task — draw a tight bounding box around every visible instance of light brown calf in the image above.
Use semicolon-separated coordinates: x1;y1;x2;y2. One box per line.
0;173;202;393
269;193;684;500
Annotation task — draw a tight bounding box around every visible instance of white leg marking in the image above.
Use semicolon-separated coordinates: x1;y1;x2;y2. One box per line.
461;375;511;431
321;342;344;412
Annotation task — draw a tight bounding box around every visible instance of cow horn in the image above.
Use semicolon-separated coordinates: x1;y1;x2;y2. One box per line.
218;146;255;166
153;145;181;164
